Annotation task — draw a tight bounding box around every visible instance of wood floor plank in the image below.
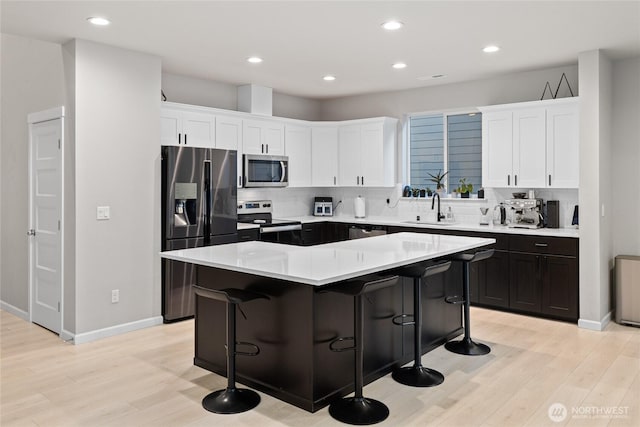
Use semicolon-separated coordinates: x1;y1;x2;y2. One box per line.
2;308;638;426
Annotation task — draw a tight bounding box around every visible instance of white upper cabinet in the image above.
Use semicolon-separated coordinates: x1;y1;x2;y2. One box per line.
546;102;579;188
482;110;513;187
242;119;285;155
513;108;547;188
160;106;215;148
311;126;339;187
215;115;243;188
338;118;397;187
481;98;579;189
285;125;312;187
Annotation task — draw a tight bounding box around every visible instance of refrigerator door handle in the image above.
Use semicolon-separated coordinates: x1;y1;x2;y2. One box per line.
203;160;212;236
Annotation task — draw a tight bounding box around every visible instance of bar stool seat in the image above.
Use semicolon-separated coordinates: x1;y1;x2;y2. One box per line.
324;274;399;425
391;260;451;387
444;249;494;356
193;285;269;414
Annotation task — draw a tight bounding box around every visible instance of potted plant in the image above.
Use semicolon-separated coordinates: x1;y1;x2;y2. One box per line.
412;187;420;197
426;187;433;197
456;178;473;198
427;170;448;193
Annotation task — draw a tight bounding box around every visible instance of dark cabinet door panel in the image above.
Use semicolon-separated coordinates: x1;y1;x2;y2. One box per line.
509;253;542;313
477;250;510;308
542;256;578;320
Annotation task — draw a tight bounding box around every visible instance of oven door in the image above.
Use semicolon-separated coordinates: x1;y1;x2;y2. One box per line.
243;154;288;187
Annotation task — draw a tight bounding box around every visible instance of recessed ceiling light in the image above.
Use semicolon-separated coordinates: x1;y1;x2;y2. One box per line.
323;75;336;81
247;56;263;64
87;17;110;26
382;20;403;31
392;62;407;69
482;45;500;53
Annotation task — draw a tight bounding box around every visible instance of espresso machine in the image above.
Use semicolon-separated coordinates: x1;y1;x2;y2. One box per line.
504;198;544;229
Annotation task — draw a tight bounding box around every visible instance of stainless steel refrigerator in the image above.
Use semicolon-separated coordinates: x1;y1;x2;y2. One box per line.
161;146;237;322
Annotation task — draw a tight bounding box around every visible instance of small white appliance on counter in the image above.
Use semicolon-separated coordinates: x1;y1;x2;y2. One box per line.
354;195;366;219
313;197;333;217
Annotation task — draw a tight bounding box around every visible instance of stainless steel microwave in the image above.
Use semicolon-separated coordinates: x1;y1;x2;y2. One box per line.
243;154;289;187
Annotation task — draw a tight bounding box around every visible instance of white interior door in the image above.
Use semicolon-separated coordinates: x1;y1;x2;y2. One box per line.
29;117;62;334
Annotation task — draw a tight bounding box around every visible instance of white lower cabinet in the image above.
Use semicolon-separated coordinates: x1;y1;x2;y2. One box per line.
481;98;579;189
311;126;339;187
285;125;312;187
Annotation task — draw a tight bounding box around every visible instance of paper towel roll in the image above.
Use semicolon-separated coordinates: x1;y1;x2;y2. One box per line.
354;196;366;218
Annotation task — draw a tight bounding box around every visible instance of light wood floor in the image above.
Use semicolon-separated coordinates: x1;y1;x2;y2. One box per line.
1;308;638;427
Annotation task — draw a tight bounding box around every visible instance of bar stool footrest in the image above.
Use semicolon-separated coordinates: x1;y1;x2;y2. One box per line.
392;314;415;326
329;396;389;425
445;338;491;356
392;366;444;387
445;296;466;305
202;387;260;414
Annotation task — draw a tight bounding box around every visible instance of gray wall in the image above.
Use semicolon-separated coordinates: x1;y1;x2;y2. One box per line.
319;65;579;121
162;72;321;121
73;40;161;334
611;57;640;257
0;34;66;314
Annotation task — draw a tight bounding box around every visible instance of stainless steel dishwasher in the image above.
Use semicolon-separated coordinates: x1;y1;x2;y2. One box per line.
348;224;387;239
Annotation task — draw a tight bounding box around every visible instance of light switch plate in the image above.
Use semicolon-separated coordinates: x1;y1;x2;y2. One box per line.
97;206;110;220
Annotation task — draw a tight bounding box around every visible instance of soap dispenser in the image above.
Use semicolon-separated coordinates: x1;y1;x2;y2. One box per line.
446;206;454;222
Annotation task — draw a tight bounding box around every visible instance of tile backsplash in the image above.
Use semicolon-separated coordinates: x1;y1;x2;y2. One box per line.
239;185;579;228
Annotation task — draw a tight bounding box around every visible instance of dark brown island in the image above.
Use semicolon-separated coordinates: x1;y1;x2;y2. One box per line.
161;232;494;412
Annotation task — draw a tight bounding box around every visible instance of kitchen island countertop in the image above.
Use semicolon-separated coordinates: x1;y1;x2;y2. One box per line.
161;232;495;286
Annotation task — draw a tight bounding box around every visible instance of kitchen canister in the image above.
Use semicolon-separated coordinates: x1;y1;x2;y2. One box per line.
354;195;366;218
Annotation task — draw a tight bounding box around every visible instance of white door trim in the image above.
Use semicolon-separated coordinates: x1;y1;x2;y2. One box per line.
28;106;65;335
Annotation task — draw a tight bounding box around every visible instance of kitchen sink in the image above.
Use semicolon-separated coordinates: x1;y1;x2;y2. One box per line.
402;220;457;226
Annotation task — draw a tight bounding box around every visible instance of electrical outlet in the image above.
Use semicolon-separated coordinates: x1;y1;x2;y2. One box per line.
111;289;119;304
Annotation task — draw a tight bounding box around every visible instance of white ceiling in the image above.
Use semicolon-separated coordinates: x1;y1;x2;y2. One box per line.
2;1;639;99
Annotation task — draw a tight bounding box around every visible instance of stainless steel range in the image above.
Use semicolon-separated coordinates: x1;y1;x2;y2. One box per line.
238;200;302;244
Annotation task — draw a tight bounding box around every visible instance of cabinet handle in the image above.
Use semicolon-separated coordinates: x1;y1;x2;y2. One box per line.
361;176;364;186
184;134;187;145
334;176;336;185
266;144;269;154
514;175;517;186
507;175;510;186
238;176;242;187
534;243;548;247
178;133;181;144
357;176;360;185
261;144;264;153
549;175;552;186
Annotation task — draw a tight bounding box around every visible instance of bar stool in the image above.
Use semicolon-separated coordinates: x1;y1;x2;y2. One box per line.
391;260;452;387
444;249;494;356
193;285;269;414
325;274;400;425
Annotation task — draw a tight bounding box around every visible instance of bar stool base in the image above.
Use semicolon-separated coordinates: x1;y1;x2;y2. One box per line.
445;337;491;356
392;366;445;387
202;387;260;414
329;396;389;425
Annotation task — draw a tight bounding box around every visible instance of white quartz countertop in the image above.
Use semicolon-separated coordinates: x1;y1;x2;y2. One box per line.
271;215;579;238
161;232;495;286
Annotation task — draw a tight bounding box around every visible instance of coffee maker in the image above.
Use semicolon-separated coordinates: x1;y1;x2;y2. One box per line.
504;198;544;229
314;197;333;216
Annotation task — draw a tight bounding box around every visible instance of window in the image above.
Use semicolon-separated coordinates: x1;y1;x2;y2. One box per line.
408;112;482;193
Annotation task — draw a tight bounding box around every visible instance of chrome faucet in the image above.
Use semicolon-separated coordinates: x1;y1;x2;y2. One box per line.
431;192;445;222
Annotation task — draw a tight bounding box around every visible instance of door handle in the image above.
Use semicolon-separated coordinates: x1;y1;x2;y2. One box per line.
27;229;36;236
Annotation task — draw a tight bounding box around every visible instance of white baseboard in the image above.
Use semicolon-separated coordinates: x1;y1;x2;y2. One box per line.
0;300;29;321
72;316;164;345
578;311;612;331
